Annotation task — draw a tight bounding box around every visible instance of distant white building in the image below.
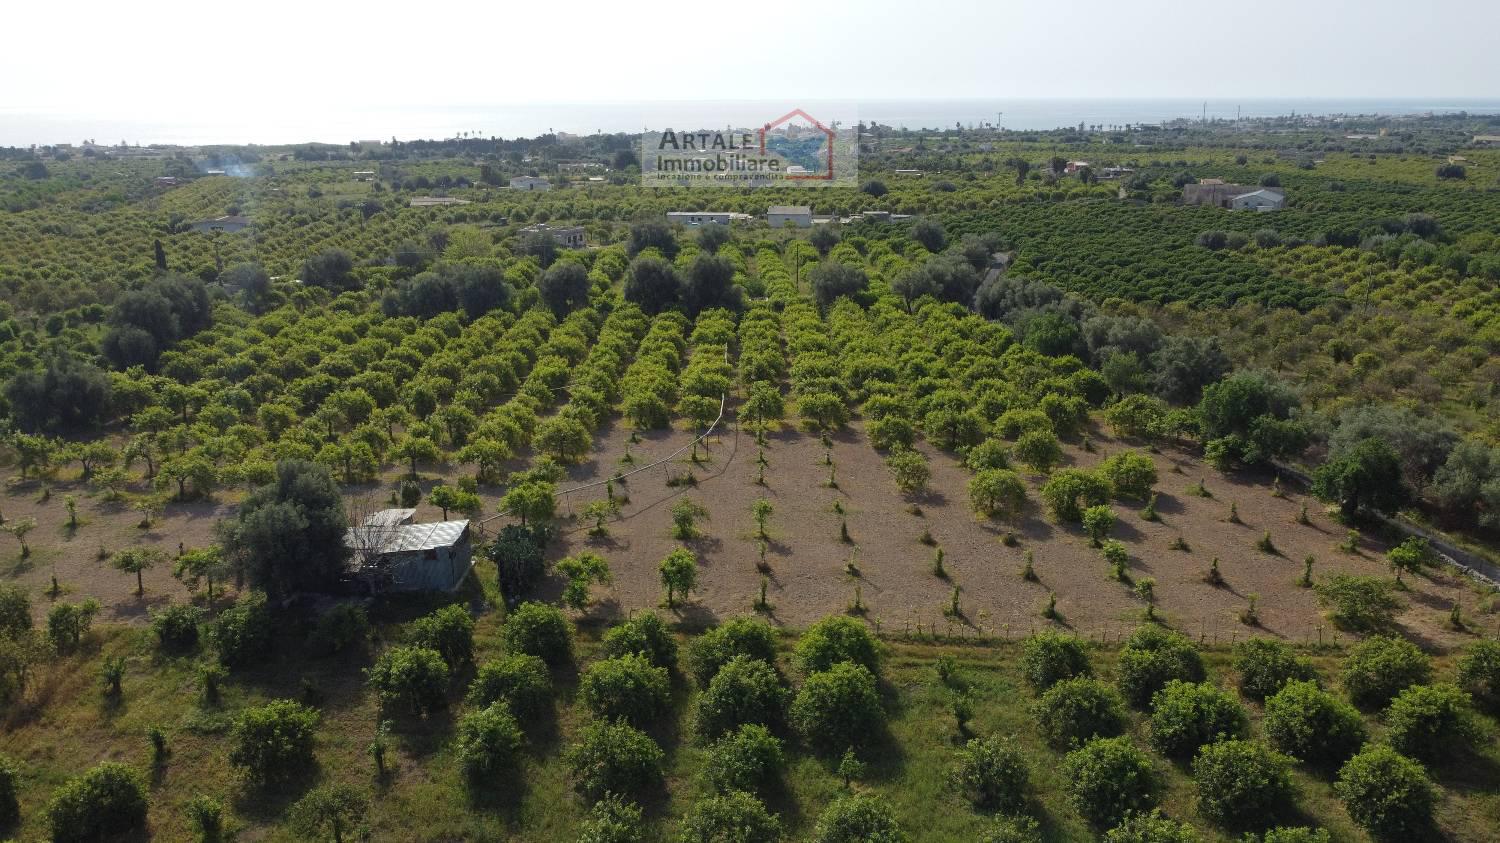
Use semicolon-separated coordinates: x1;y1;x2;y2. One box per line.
510;176;551;191
521;223;586;248
668;211;732;226
767;205;812;228
352;170;375;181
409;196;471;207
345;509;474;593
1229;189;1286;212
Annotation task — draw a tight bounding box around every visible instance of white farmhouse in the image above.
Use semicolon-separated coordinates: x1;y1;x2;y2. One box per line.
767;205;812;228
510;176;552;191
667;211;732;226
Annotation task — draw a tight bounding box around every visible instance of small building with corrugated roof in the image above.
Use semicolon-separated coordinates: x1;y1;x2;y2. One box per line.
345;509;474;593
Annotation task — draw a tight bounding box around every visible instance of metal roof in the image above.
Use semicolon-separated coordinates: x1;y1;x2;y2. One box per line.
362;509;415;528
384;520;470;553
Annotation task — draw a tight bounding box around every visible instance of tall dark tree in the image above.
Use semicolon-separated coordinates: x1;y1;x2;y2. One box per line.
627;221;678;259
217;460;351;597
538;262;591;317
3;353;113;432
301;248;356;290
683;253;739;316
808;261;868;312
1313;438;1410;518
623;256;683;315
153;239;167;271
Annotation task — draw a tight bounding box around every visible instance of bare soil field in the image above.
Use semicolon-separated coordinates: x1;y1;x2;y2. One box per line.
5;415;1494;650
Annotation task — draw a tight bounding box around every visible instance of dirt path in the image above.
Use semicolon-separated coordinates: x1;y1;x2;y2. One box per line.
5;419;1492;649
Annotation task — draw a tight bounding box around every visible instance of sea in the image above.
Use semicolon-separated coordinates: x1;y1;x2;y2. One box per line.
4;98;1500;148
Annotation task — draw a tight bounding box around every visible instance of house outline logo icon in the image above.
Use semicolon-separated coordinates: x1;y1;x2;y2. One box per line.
759;108;836;182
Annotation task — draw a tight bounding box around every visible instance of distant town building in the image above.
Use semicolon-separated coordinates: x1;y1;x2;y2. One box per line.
345;509;474;593
189;215;251;234
1472;135;1500;146
153;176;180;187
521;223;586;248
352;170;375;181
668;211;732;226
409;196;471;207
558;161;603;171
894;168;924;176
510;176;551;191
860;210;892;223
767;205;812;228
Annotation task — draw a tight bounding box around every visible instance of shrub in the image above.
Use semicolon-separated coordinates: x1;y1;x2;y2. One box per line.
1261;828;1330;843
1341;635;1431;708
1062;736;1159;827
696;655;788;739
46;599;99;653
702;723;784;795
210;591;272;668
1233;638;1317;701
1117;626;1206;709
308;603;370;656
1021;631;1091;690
1081;505;1117;545
968;469;1027;520
0;754;18;827
579;654;671;728
0;584;31;638
1335;744;1435;838
885;448;931;495
578;793;644;843
982;814;1043;843
795;615;880;676
964;439;1011;471
1103;810;1199;843
1456;638;1500;710
950;735;1029;813
46;762;148;843
566;720;663;803
503;601;573;666
455;703;523;780
1040;469;1111;522
1147;680;1248;758
1191;739;1294;829
791;662;883;754
1263;680;1367;768
406;604;474;667
688;617;779;686
228;699;319;785
150;602;203;651
1033;676;1129;748
1314;574;1403;631
675;790;782;843
467;654;551;720
1384;683;1481;760
288;784;367;843
184;793;225;842
810;793;909;843
1098;451;1158;499
489;524;546;599
601;611;678;671
1013;429;1064;472
367;645;449;715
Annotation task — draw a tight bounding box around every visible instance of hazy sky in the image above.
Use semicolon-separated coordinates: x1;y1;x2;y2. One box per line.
4;0;1496;120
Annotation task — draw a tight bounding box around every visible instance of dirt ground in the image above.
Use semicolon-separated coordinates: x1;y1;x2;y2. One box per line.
538;415;1497;651
4;416;1495;650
